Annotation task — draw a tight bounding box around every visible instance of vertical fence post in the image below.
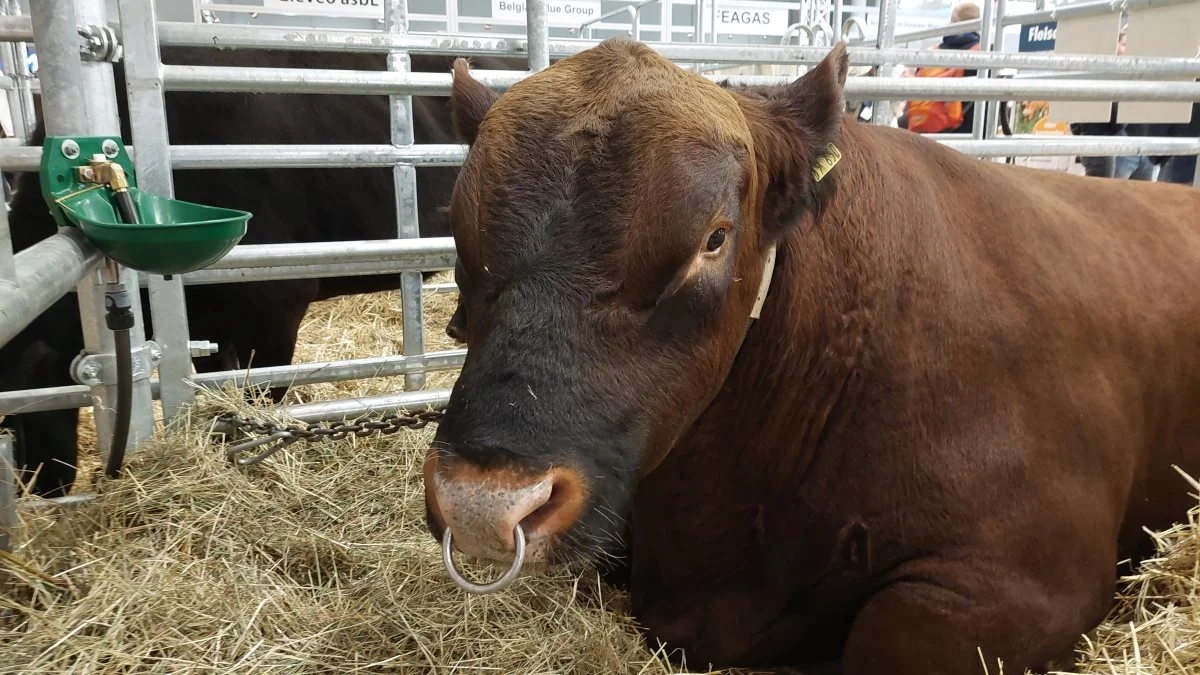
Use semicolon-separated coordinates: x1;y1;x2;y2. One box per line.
0;433;14;553
117;0;196;422
526;0;550;71
833;0;843;47
386;0;426;392
971;0;997;140
870;0;897;125
0;182;14;284
0;25;27;142
983;0;1008;141
30;0;156;467
3;0;36;144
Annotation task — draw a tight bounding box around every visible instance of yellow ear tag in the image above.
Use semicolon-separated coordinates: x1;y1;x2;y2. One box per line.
811;144;842;182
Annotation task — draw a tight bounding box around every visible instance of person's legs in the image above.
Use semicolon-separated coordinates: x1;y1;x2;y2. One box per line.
1080;155;1117;178
1113;155;1138;179
1114;155;1158;181
1130;156;1160;181
1160;155;1197;185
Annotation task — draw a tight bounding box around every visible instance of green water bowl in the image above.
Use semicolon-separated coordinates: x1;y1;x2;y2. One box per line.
58;187;251;276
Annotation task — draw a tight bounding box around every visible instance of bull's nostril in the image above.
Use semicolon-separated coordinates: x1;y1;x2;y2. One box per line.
517;468;587;540
424;451;589;561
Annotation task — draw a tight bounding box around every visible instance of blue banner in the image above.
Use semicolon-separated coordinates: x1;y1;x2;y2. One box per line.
1018;21;1057;52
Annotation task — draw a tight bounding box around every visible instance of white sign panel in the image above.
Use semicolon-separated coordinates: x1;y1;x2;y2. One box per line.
491;0;603;28
262;0;385;20
702;1;792;37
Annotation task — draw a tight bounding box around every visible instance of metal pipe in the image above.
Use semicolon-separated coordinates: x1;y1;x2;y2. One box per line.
168;144;468;169
871;0;897;125
971;0;996;140
841;16;866;42
206;237;457;270
0;183;14;283
984;0;1009;140
159;65;1200;101
0;384;93;414
0;350;467;415
28;0;87;137
193;350;465;392
0;229;102;349
148;22;1200;75
999;0;1197;28
708;0;716;44
526;0;550;71
581;6;636;38
119;0;195;424
2;133;1199;175
283;388;452;423
385;0;425;392
0;14;28;41
850;19;981;46
136;270;460;289
0;433;14;552
37;0;156;469
162;64;529;95
832;1;842;48
0;41;27;142
937;138;1200;157
177;258;458;286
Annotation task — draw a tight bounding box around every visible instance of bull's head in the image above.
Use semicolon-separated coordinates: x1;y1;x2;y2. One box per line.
425;39;848;570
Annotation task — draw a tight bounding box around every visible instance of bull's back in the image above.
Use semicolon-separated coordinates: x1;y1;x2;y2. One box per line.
943;147;1200;549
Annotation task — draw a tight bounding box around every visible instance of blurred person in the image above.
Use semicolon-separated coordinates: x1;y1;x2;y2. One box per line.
1070;26;1160;181
897;2;982;135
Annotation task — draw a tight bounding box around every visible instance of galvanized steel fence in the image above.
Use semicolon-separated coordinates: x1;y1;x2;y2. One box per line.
0;0;1198;520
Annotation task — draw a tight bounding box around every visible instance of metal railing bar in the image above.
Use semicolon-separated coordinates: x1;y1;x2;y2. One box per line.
0;229;103;349
158;65;1200;102
0;350;466;415
1;137;1198;175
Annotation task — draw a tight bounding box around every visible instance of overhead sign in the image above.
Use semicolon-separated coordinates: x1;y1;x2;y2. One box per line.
702;1;792;37
1018;21;1057;52
262;0;384;20
491;0;602;28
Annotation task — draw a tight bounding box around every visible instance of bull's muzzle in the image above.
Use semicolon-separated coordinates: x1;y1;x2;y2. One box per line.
424;450;587;594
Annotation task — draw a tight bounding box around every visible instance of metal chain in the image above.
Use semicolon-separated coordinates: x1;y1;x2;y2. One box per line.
213;408;445;466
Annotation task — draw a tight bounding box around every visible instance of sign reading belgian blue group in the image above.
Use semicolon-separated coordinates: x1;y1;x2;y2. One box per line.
263;0;602;28
490;0;602;29
1018;21;1057;52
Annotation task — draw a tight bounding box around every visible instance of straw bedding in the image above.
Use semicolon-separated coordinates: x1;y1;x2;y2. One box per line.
2;273;1198;674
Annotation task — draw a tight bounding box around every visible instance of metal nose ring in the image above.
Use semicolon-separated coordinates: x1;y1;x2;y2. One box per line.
441;524;526;595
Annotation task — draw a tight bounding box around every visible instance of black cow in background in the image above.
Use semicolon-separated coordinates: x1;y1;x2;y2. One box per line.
1;46;523;497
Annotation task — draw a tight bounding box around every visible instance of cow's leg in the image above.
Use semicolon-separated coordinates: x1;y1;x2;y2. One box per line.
186;281;317;405
839;561;1109;675
230;292;313;405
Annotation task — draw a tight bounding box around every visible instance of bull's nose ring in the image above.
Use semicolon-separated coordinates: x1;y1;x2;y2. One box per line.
441;524;526;595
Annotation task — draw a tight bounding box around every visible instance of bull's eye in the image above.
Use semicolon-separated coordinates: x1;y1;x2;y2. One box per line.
706;228;726;252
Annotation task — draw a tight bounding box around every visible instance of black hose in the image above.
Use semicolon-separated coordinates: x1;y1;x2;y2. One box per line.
105;320;132;480
103;187;139;481
113;189;140;228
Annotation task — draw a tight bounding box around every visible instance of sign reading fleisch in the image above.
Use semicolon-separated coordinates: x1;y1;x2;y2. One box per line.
490;0;602;29
1018;21;1057;52
262;0;385;20
702;1;792;37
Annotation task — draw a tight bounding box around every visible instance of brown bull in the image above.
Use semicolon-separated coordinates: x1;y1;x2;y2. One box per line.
423;38;1200;674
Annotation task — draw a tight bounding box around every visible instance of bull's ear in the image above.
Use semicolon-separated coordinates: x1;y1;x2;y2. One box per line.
747;42;849;237
451;58;499;145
